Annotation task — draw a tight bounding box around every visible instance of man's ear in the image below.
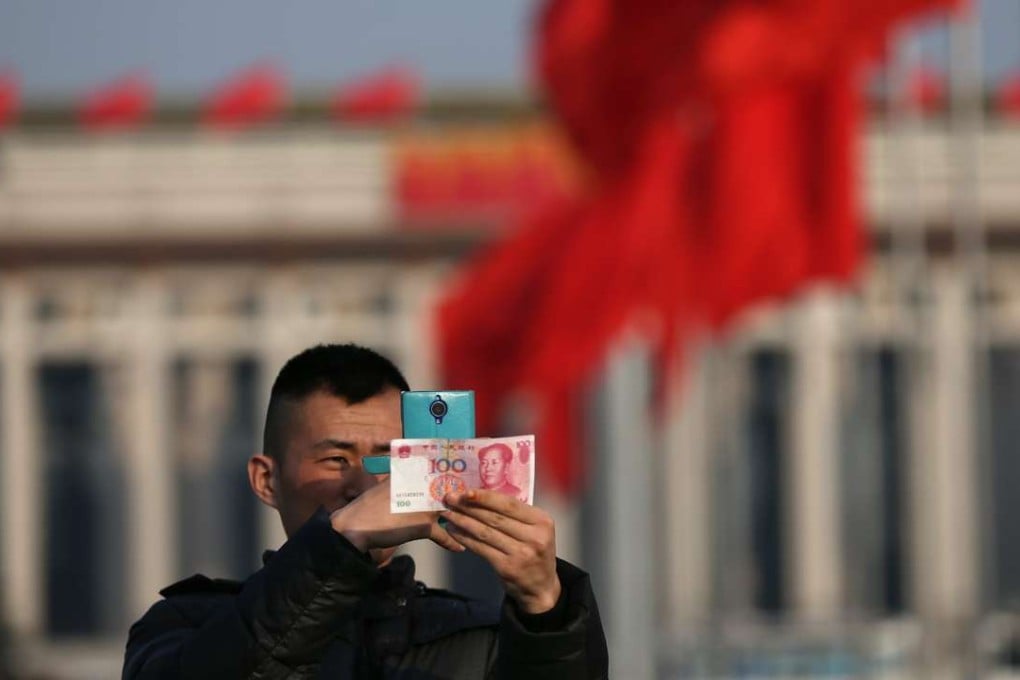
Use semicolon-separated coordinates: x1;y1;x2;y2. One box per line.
248;454;279;509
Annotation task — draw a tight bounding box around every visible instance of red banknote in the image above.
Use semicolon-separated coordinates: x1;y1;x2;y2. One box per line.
389;436;535;513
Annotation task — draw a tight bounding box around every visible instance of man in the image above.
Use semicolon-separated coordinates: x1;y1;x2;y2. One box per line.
122;343;608;679
477;443;525;502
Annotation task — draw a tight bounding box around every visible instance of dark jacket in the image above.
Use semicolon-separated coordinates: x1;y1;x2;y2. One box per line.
122;510;608;679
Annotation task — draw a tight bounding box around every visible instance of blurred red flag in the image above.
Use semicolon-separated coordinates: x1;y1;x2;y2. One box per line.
996;71;1020;119
78;74;153;131
0;72;18;129
203;64;287;130
332;67;418;122
439;0;963;495
908;64;946;113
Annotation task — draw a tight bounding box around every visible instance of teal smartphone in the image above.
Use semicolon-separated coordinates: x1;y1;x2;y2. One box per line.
400;390;476;439
362;390;476;474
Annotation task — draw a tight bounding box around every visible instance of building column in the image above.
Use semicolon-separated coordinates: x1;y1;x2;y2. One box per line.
787;289;845;620
123;274;177;619
601;339;656;680
658;341;712;625
909;269;979;638
0;275;43;636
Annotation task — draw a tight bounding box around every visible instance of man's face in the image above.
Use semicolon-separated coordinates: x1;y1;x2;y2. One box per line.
479;449;508;489
272;388;401;561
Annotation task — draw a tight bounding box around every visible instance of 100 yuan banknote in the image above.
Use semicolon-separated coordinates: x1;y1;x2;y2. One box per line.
389;436;535;513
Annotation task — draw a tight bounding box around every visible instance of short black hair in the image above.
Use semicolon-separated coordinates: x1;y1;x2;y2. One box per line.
262;343;409;461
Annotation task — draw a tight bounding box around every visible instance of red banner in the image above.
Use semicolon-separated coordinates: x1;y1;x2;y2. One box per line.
78;74;153;131
203;64;287;130
333;67;419;123
0;72;18;129
908;64;947;113
996;71;1020;119
395;126;579;223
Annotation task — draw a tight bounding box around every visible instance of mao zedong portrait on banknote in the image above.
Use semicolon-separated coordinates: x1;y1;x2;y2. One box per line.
478;442;526;501
122;343;608;679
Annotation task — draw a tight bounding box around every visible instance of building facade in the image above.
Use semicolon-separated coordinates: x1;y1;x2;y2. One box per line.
0;107;1018;679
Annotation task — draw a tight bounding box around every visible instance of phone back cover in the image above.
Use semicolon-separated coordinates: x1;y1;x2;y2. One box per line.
401;390;476;438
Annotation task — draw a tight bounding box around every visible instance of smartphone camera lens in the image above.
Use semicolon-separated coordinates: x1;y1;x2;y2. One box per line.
429;395;448;424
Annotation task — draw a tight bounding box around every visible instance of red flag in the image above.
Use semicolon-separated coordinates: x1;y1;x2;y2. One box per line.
78;74;153;131
907;64;946;113
0;72;18;129
332;67;418;122
996;71;1020;119
203;64;287;130
439;0;962;495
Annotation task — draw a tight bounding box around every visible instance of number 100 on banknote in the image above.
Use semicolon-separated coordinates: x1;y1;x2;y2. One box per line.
389;436;535;513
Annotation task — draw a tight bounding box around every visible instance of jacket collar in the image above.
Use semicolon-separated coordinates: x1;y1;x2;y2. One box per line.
261;549;417;592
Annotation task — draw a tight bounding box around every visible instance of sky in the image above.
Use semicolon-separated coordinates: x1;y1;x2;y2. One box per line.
0;0;1017;103
0;0;535;102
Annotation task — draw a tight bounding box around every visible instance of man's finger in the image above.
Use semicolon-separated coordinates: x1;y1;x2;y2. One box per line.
429;520;466;553
445;523;508;569
440;501;532;542
441;509;514;555
446;489;541;523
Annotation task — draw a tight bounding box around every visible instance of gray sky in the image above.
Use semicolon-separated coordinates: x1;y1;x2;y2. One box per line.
0;0;1017;103
0;0;536;102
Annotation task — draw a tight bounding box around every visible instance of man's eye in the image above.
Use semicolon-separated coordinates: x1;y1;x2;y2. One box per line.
325;456;348;466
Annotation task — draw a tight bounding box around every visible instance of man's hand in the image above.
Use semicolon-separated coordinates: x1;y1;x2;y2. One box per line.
330;478;464;554
441;490;562;614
